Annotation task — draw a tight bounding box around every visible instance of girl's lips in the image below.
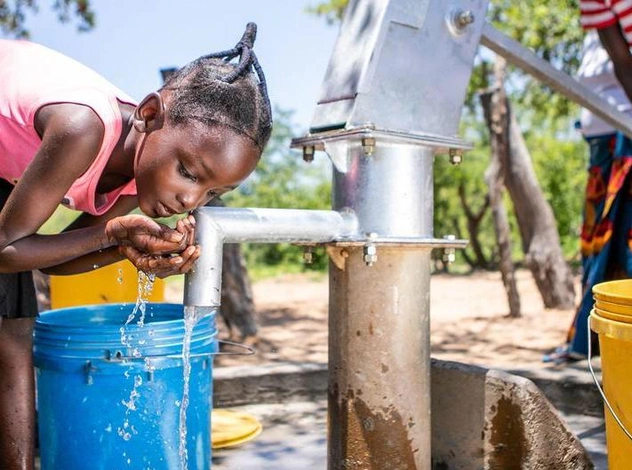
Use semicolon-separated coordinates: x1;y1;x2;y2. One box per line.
157;202;176;217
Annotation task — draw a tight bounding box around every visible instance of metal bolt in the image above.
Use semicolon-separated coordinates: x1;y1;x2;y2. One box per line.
457;10;475;27
303;145;315;163
361;137;376;156
303;246;314;265
447;9;475;36
363;245;377;266
363;232;378;266
449;148;463;165
443;234;456;265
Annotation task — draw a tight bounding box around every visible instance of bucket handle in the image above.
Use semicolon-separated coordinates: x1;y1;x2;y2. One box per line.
104;339;255;362
587;315;632;441
213;339;256;357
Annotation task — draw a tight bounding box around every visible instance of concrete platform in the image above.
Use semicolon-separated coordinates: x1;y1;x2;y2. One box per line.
212;401;607;470
213;358;610;469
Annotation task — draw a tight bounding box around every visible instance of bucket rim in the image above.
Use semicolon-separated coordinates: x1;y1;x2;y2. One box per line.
593;298;632;316
593;306;632;324
36;302;191;328
590;309;632;341
593;280;632;306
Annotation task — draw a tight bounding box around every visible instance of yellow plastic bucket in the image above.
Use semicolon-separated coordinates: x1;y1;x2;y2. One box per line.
593;306;632;325
593;279;632;306
590;280;632;469
594;298;632;316
50;260;164;309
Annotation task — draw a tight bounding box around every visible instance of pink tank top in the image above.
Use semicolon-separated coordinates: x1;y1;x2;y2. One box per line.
0;39;138;216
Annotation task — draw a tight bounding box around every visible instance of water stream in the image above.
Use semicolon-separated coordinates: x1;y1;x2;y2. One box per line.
117;270;212;469
117;271;156;445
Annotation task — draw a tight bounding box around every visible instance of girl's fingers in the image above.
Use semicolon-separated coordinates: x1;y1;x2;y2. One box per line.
176;246;199;273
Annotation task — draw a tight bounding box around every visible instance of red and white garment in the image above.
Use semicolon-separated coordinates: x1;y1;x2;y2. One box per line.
580;0;632;45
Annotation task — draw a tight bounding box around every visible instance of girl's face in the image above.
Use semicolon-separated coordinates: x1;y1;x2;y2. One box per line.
134;120;260;218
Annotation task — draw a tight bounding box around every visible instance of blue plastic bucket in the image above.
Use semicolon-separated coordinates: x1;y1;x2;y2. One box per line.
33;303;217;470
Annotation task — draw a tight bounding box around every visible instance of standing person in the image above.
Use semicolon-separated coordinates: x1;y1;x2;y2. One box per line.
0;23;272;469
580;0;632;101
544;30;632;363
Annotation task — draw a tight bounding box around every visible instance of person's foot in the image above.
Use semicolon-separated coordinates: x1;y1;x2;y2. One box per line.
542;345;587;365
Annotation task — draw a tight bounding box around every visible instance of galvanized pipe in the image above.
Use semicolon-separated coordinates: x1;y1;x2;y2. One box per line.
184;207;358;307
332;141;434;237
328;142;434;470
329;248;431;470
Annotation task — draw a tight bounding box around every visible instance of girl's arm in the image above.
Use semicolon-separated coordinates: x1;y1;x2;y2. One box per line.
598;24;632;103
41;197;198;277
0;103;189;274
0;103;113;272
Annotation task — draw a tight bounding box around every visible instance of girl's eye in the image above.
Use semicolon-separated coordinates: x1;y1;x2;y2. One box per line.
179;164;196;182
207;190;219;199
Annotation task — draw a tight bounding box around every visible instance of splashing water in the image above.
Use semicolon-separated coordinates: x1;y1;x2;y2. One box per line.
178;305;206;470
119;271;156;349
117;271;156;448
118;375;143;442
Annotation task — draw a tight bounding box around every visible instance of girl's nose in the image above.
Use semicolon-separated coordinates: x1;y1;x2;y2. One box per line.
176;192;197;212
177;190;206;212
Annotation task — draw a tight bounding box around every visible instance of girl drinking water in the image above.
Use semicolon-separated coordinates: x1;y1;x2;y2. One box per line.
0;23;272;469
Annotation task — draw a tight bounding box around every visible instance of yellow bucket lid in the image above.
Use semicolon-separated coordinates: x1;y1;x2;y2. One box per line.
211;409;263;449
593;280;632;306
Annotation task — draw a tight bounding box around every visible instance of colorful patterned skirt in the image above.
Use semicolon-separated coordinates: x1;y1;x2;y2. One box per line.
568;132;632;356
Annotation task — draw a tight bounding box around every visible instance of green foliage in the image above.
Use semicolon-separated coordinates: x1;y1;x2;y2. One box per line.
305;0;347;24
308;0;590;270
224;108;331;272
487;1;584;126
38;205;80;234
529;127;587;257
0;0;95;38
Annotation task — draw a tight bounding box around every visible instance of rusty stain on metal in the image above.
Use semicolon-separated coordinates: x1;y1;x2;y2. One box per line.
329;387;419;469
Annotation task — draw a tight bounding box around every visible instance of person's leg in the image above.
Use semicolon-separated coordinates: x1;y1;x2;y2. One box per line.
0;316;36;470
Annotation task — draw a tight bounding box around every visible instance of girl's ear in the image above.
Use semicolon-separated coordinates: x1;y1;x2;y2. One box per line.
132;92;165;133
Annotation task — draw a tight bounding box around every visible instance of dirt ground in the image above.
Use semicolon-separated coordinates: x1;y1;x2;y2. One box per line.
167;268;580;371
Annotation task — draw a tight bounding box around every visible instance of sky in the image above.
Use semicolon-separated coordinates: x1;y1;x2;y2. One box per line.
8;0;341;133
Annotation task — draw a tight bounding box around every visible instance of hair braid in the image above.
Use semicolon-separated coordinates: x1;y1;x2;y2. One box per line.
161;23;273;152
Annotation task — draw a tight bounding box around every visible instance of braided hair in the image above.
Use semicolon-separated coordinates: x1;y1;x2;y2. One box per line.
160;23;272;152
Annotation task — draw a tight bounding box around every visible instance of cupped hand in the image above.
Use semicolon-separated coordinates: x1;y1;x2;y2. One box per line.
176;214;197;246
118;244;200;278
105;214;187;255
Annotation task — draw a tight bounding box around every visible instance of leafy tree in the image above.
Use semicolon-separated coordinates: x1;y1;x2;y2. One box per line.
224;108;331;271
308;0;588;269
0;0;95;38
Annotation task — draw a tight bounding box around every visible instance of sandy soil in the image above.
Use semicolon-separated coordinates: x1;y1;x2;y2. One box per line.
166;268;580;371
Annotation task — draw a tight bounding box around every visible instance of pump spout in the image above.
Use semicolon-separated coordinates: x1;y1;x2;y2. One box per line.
183;207;358;308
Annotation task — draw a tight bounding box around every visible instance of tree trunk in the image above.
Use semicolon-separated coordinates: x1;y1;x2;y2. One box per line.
480;57;575;310
480;58;521;318
219;242;258;341
505;111;575;309
207;198;258;341
457;183;491;269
